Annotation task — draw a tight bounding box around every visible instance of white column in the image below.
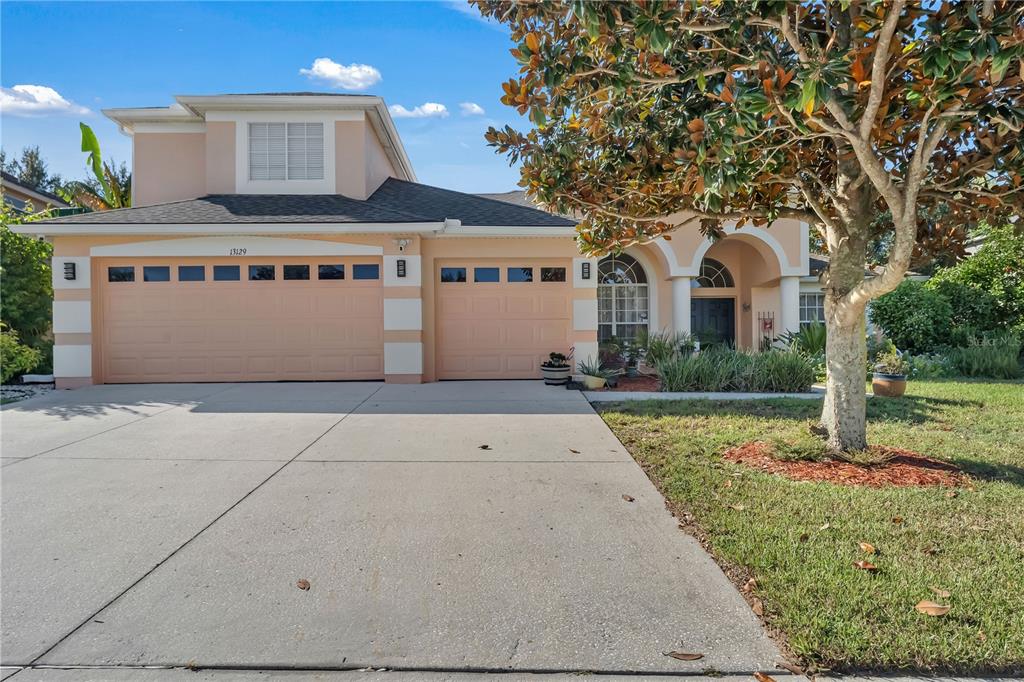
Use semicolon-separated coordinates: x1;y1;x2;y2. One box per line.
779;275;801;336
671;276;691;335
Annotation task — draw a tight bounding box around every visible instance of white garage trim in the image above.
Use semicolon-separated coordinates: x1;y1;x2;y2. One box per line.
90;236;384;257
573;299;598;332
383;299;423;331
384;342;423;374
54;345;92;378
53;301;92;334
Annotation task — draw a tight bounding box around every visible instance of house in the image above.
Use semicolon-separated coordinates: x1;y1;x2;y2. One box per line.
1;170;70;214
17;93;810;388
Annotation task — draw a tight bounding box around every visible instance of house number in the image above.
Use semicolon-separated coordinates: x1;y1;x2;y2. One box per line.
229;248;247;256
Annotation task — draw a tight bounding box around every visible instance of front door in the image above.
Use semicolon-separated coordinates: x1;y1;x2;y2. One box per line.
691;298;736;347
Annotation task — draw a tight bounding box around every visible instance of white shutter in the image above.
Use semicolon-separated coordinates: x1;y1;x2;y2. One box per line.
250;122;321;182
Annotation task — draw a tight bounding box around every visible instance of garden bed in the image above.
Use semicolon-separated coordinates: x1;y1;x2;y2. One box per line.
723;441;968;488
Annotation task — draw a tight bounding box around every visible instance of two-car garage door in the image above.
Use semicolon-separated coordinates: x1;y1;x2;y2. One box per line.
95;257;384;383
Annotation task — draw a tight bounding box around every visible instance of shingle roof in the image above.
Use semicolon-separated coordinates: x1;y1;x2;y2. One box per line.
368;179;575;227
37;178;576;227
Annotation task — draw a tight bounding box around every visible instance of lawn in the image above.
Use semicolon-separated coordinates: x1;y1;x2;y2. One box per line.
598;379;1024;674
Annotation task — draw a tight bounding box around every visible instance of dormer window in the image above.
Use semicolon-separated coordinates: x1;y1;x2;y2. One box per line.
248;122;324;181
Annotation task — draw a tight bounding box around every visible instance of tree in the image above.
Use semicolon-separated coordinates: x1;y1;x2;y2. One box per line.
475;0;1023;452
0;201;54;353
60;123;131;210
0;146;64;194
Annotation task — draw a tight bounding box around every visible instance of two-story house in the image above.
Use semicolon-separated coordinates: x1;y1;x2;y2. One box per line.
20;93;811;388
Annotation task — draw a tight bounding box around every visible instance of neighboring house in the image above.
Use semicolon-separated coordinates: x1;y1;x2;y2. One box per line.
17;93;811;388
1;170;70;214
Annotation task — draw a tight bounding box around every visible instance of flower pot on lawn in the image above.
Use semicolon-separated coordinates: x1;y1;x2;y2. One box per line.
872;372;907;397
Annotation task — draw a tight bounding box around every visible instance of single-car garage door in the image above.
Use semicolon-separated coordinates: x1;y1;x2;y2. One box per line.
95;256;384;383
435;259;573;379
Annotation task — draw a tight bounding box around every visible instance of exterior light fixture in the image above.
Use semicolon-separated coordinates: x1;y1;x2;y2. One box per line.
64;262;77;280
581;262;591;280
396;259;407;278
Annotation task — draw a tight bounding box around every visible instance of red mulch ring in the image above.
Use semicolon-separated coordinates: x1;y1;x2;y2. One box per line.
602;374;661;392
723;441;968;488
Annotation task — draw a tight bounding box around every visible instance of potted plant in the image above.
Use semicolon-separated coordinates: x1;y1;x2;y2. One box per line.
872;349;910;397
624;342;642;377
577;358;611;390
541;352;572;385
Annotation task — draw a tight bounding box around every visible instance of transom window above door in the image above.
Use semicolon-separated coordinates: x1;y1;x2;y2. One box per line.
248;122;324;181
691;258;734;288
598;254;649;342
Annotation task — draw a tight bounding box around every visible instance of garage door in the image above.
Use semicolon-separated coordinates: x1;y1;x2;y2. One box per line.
95;256;384;383
435;259;573;379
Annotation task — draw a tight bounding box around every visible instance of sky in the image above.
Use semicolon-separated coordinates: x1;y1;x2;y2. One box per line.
0;1;528;193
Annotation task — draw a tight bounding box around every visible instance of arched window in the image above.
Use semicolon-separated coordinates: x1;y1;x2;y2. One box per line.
692;258;734;288
598;254;649;342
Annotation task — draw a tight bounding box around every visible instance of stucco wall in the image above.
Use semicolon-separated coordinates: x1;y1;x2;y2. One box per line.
365;124;396;196
133;132;206;206
205;121;235;194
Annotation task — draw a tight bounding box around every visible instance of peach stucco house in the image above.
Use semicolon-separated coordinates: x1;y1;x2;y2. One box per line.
19;93;817;388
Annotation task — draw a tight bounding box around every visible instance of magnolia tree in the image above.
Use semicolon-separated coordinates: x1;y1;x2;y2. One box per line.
475;0;1023;452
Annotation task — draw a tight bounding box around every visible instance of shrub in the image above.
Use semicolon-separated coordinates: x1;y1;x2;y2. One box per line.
928;222;1024;333
1;324;42;384
908;353;953;379
657;347;814;393
947;334;1022;379
869;280;953;352
926;278;999;337
779;321;826;355
0;219;53;348
636;329;695;366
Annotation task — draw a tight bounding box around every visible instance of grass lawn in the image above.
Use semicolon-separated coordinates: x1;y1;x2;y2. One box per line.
598;379;1023;674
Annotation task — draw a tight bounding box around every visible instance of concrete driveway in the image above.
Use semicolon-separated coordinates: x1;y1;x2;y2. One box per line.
1;381;780;679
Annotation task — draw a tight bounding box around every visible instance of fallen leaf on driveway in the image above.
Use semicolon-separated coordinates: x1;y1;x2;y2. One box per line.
754;672;778;682
569;448;580;454
853;560;877;571
859;542;876;554
664;651;703;661
931;586;951;598
915;600;950;616
478;444;492;450
622;494;635;502
296;579;311;591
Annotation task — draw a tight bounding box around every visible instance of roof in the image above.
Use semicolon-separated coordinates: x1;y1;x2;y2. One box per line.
1;171;69;209
475;190;537;210
35;178;577;228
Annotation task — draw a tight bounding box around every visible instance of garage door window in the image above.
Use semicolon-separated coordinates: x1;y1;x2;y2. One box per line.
540;267;566;282
249;265;275;281
214;265;240;281
318;264;344;280
353;264;380;280
107;266;135;282
178;265;205;281
474;267;500;283
441;267;467;283
507;267;533;282
143;266;170;282
283;264;310;280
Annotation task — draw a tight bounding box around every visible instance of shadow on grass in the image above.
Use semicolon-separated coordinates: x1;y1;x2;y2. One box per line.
599;393;983;426
954;459;1024;486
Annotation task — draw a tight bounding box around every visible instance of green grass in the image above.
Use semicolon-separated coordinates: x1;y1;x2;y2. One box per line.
598;379;1024;674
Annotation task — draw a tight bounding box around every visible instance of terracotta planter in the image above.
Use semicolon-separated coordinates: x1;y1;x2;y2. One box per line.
872;372;907;397
582;374;607;390
541;365;571;386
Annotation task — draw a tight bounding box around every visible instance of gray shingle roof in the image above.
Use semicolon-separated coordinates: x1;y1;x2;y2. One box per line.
37;178;576;227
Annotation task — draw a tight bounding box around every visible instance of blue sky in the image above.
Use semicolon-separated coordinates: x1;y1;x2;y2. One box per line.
0;1;526;193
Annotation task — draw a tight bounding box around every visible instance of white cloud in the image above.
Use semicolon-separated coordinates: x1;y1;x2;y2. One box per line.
389;102;449;119
0;85;90;117
459;102;485;116
299;57;382;90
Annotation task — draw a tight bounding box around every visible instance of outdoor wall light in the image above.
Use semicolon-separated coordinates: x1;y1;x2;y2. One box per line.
64;262;76;281
396;259;407;278
581;262;591;280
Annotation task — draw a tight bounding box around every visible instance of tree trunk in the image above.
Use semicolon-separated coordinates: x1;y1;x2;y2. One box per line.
820;312;868;452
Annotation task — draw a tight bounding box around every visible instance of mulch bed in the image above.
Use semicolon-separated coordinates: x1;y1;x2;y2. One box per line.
723;441;968;488
602;374;661;392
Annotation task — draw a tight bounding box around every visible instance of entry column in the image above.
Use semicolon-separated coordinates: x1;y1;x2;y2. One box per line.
778;275;801;337
572;257;599;367
382;239;424;383
51;249;94;388
671;276;692;336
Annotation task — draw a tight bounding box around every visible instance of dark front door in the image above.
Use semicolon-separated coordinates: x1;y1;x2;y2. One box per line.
691;298;736;347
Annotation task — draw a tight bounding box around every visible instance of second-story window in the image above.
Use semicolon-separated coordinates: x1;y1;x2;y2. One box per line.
248;122;324;181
